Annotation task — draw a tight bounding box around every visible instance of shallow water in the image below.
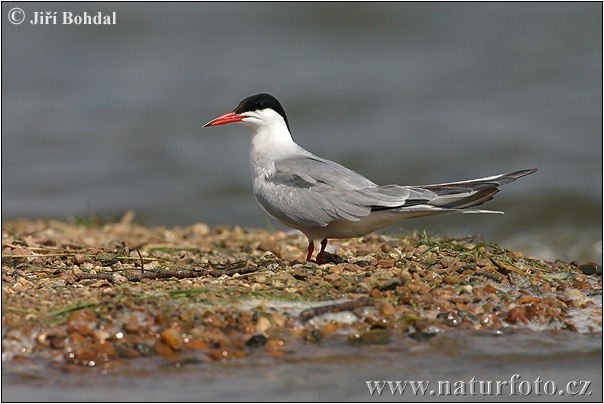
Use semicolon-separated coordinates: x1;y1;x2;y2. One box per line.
2;330;602;402
2;295;603;401
2;3;602;263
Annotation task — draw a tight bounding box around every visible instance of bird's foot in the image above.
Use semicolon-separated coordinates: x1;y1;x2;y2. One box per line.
317;251;344;264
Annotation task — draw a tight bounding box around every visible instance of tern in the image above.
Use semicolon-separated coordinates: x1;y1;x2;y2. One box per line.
204;93;536;264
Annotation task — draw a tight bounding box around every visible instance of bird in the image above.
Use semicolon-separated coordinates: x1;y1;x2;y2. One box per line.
204;93;537;264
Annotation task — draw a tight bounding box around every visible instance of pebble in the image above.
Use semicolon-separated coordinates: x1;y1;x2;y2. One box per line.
208;348;246;361
73;254;86;265
567;289;589;307
578;262;602;276
304;329;323;344
184;339;211;350
484;284;498;294
245;334;268;348
265;337;285;349
459;284;473;294
153;340;178;360
348;329;391;345
255;316;272;333
160;329;183;350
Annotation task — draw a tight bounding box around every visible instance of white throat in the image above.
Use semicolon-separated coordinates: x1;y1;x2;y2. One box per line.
243;109;301;180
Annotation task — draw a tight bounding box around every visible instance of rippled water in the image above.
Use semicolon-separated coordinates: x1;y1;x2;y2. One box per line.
2;330;602;402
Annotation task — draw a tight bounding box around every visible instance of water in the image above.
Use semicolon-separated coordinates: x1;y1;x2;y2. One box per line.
2;330;602;402
1;4;602;400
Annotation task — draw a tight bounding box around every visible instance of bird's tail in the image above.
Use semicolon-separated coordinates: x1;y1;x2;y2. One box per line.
421;168;537;211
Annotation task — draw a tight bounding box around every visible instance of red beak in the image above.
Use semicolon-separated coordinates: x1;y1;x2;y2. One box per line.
204;111;246;127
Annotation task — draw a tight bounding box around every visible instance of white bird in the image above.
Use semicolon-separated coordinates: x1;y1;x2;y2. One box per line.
204;93;537;264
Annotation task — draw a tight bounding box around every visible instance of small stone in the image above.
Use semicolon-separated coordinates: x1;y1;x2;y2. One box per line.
67;347;96;365
184;339;211;350
92;340;116;359
245;334;268;348
266;349;286;357
208;348;245;361
257;241;279;255
370;289;383;298
253;274;268;284
400;269;412;284
484;284;498;294
89;279;111;288
290;269;308;280
443;275;459;285
71;265;83;276
67;309;96;325
82;262;94;271
68;332;88;345
73;254;86;265
94;252;118;264
153;340;177;360
348;328;391;345
321;322;340;334
255;316;271;333
111;273;127;284
409;322;443;341
160;329;183;350
94;329;111;342
436;311;460;327
123;316;141;333
459;284;473;294
115;344;141;358
479;313;501;328
304;329;323;344
266;337;285;349
379;301;396;316
567;289;589;307
517;295;541;304
378;278;402;291
578;262;602;276
191;223;210;236
15;277;34;288
271;313;286;328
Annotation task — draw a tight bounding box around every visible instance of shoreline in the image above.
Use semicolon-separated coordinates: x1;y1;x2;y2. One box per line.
2;218;602;372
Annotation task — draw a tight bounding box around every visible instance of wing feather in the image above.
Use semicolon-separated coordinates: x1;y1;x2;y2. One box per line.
254;158;536;228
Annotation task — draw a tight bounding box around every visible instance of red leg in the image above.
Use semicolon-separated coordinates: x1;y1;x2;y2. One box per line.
315;238;328;264
305;240;314;262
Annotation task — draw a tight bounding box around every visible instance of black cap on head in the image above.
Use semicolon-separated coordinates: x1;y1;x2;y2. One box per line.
234;93;290;130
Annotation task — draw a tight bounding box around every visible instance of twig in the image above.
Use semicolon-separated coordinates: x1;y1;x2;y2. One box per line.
77;273;114;281
74;265;260;283
125;270;197;282
211;266;259;277
136;249;144;272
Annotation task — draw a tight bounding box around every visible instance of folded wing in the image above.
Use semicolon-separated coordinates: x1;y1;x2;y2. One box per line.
255;156;537;228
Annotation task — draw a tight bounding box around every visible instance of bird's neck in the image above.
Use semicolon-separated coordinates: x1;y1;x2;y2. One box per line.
248;124;299;179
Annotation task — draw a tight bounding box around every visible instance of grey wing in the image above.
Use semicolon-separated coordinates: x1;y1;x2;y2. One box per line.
255;156;436;227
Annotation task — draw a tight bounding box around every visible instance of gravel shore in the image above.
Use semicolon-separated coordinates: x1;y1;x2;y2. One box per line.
2;218;601;372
